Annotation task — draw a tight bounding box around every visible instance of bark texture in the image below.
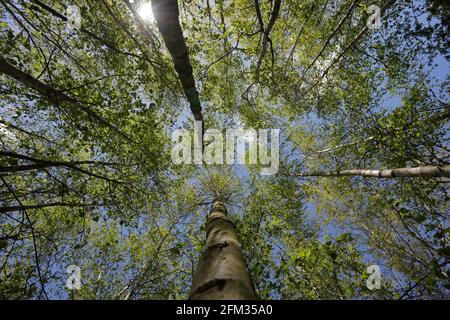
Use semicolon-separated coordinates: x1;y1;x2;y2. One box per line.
189;200;255;300
288;165;450;178
151;0;203;121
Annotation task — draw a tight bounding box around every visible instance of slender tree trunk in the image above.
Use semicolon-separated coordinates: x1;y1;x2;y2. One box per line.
0;57;131;142
151;0;203;121
254;0;282;82
306;109;450;157
307;136;374;156
0;202;98;214
189;200;256;300
287;165;450;178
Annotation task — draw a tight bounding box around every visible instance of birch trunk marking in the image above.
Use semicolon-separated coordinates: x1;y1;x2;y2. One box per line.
288;165;450;178
189;200;255;300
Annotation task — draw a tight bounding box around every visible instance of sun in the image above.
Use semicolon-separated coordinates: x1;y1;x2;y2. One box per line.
138;2;154;22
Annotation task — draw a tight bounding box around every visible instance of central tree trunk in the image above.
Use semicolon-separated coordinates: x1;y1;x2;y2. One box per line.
189;200;256;300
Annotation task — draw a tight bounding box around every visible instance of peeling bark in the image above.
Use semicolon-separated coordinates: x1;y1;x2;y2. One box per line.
189;200;255;300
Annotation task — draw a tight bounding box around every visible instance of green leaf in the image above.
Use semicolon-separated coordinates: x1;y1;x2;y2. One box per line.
413;214;426;223
436;246;450;258
336;233;354;243
0;239;7;249
329;251;338;261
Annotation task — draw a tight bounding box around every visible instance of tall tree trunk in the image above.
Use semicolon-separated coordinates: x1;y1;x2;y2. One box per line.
287;165;450;178
189;200;256;300
151;0;203;121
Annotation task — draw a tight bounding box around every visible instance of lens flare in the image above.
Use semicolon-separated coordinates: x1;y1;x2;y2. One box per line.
138;2;154;22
